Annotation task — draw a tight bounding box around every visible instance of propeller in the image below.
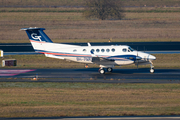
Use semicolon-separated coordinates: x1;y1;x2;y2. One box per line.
135;48;142;69
136;51;139;69
129;47;142;69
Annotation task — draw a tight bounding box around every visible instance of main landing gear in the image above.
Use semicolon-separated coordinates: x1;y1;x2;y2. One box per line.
99;67;113;74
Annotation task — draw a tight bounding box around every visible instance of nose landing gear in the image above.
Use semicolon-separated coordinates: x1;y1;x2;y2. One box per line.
150;67;154;73
149;60;154;73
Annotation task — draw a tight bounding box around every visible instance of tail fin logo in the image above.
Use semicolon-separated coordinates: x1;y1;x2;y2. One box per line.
31;33;42;41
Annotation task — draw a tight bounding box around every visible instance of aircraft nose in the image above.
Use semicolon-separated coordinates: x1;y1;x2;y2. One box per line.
148;55;156;60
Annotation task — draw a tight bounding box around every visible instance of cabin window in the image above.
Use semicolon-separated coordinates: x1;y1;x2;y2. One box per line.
106;49;110;52
91;49;95;53
96;49;100;52
111;48;115;52
122;48;127;52
101;49;105;52
83;49;86;52
73;49;77;52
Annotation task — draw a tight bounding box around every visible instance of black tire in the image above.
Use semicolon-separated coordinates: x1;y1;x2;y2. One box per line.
107;67;113;72
150;68;154;73
99;69;105;74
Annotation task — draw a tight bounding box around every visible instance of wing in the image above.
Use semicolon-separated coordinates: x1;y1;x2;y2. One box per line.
92;57;114;62
90;49;114;64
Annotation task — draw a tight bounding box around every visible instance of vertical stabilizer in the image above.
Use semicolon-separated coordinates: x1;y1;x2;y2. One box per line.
21;27;53;53
21;27;53;43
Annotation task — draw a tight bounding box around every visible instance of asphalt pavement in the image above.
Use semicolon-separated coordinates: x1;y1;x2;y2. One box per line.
0;68;180;83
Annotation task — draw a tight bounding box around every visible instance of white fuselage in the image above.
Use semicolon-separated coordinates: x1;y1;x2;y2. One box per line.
31;41;156;67
21;27;156;74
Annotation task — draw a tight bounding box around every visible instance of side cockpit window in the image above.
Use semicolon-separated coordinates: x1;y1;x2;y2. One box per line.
128;47;134;52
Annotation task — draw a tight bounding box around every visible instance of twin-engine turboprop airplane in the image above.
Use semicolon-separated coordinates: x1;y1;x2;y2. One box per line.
21;27;156;74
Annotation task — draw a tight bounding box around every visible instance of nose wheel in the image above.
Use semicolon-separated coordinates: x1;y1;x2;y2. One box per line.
150;68;154;73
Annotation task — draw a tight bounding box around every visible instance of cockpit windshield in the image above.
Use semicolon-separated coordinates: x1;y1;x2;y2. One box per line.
128;47;134;52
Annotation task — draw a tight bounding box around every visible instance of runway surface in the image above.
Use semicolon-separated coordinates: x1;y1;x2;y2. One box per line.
1;68;180;120
0;68;180;83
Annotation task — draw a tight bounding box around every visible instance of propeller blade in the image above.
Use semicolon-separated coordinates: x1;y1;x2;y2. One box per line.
137;61;139;69
136;50;141;69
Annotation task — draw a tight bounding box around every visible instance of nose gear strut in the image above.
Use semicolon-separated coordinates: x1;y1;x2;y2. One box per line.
149;60;154;73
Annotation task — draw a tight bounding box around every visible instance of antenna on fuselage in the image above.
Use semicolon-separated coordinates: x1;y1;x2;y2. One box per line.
87;43;91;46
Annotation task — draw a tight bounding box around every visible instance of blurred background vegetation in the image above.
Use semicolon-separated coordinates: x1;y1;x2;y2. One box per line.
83;0;125;20
0;0;179;43
0;0;180;7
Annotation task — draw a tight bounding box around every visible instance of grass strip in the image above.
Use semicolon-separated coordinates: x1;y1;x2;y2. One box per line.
0;8;84;13
0;8;180;13
126;9;180;13
1;0;180;7
0;82;180;117
0;12;179;41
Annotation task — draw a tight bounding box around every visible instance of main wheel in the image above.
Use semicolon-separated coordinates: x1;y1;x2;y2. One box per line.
99;69;105;74
107;67;113;72
150;68;154;73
